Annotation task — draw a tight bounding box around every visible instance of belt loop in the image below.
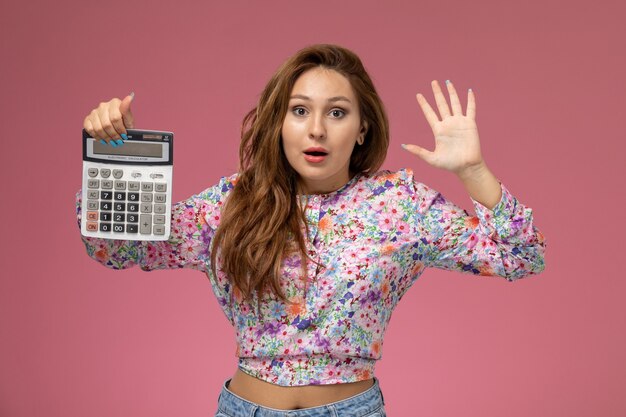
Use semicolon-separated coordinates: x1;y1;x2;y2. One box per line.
248;404;258;417
327;404;338;417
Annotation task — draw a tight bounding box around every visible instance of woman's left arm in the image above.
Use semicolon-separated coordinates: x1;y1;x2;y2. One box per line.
402;80;546;280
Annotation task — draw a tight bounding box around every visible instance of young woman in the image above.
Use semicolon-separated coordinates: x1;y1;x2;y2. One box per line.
78;44;546;416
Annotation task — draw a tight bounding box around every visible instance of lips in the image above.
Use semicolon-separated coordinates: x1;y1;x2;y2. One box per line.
303;147;328;163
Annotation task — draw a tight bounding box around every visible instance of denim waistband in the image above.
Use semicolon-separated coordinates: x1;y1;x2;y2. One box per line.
217;377;385;417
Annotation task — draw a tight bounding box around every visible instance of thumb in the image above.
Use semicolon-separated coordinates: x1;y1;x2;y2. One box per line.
120;92;135;129
401;144;436;166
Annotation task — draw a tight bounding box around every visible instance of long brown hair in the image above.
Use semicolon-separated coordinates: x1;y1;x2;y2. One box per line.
210;44;389;304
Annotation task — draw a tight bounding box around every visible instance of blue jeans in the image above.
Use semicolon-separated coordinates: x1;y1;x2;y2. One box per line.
214;377;387;417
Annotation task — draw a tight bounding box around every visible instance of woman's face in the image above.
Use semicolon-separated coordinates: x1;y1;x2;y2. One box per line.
281;67;365;195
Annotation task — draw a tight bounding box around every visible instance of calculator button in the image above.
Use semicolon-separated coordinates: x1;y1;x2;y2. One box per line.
87;211;98;221
155;183;167;192
87;200;98;210
88;168;98;177
154;204;166;214
87;190;99;199
86;222;98;232
141;193;153;203
100;169;111;178
100;223;111;232
131;172;142;179
114;202;126;212
155;193;166;203
100;191;112;200
150;173;164;179
127;213;138;223
88;179;100;189
140;214;152;234
100;202;112;211
128;182;140;191
127;224;138;233
154;215;165;224
127;203;139;213
100;212;112;222
113;224;125;233
141;182;154;192
114;192;126;201
101;180;113;189
128;192;139;202
114;181;126;190
153;225;165;235
140;203;152;213
113;169;124;179
113;213;125;222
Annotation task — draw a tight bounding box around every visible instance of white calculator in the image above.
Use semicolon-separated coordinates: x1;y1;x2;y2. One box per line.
81;129;174;241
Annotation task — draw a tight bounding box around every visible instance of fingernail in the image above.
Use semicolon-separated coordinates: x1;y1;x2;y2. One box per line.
401;144;408;149
445;79;451;85
115;139;124;146
121;133;128;140
129;92;134;101
468;88;473;93
110;141;117;147
99;139;107;145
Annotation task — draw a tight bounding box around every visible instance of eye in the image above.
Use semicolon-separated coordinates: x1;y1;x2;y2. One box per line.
329;109;346;118
292;106;308;116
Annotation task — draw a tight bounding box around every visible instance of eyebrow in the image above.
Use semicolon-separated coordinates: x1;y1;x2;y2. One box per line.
289;94;352;104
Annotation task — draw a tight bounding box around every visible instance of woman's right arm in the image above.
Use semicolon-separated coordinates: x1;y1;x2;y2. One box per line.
77;94;234;272
76;182;231;272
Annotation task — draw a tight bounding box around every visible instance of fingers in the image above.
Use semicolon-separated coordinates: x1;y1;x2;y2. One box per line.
401;143;436;166
83;93;135;145
431;80;450;119
444;80;463;116
467;88;476;120
416;93;439;130
120;93;135;129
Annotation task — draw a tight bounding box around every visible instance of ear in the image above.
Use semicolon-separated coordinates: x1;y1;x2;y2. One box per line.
358;120;368;145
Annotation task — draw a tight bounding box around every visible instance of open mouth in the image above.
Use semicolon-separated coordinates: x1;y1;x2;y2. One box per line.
304;151;328;157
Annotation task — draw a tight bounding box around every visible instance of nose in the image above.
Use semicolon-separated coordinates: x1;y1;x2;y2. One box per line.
308;113;326;140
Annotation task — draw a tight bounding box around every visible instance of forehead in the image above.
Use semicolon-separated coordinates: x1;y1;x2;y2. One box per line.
290;67;356;100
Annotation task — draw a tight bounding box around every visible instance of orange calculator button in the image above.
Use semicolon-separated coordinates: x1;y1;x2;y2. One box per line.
86;222;98;232
87;211;98;221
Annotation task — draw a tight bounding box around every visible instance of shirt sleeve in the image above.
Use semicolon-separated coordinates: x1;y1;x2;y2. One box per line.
75;174;236;272
403;169;547;281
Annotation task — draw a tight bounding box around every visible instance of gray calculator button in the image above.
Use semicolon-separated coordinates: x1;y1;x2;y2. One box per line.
87;200;98;210
155;183;167;192
140;203;152;213
155;193;166;203
141;193;153;203
87;190;99;199
87;179;100;189
128;182;140;191
153;225;165;235
140;214;152;234
131;171;142;179
100;169;111;178
154;214;165;224
113;169;124;179
114;180;126;190
88;168;98;177
101;180;113;189
150;173;164;179
141;182;154;192
154;204;166;214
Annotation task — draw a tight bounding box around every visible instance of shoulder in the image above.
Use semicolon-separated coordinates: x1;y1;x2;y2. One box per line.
357;168;439;213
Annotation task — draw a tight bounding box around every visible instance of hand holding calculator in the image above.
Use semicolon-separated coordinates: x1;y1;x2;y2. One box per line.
80;129;174;241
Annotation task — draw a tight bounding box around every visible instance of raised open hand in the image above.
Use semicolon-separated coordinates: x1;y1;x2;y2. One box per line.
403;80;484;176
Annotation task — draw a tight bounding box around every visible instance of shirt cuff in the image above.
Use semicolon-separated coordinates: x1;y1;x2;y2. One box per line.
470;182;524;242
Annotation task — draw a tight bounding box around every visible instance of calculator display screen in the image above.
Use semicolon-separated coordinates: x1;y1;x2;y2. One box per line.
93;141;163;158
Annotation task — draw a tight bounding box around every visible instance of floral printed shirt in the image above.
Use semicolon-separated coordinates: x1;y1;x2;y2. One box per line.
76;168;546;386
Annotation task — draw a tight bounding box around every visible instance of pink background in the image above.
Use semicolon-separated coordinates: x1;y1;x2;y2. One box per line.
1;0;624;416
